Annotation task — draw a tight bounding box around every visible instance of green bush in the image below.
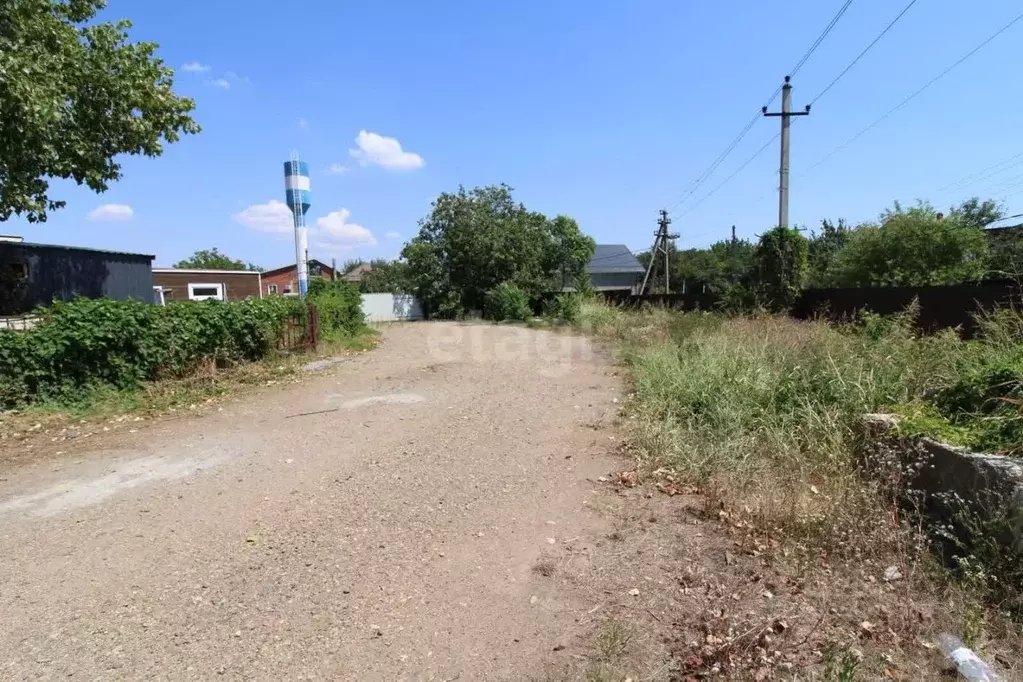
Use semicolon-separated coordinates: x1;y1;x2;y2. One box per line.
0;296;305;408
485;282;532;322
308;280;365;336
543;293;583;324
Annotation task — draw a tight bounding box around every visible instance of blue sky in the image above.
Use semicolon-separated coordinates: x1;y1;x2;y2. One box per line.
8;0;1023;266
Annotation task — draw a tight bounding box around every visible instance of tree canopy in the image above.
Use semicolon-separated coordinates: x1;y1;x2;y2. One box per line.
752;226;808;311
174;248;261;271
827;201;989;287
0;0;199;222
401;184;594;318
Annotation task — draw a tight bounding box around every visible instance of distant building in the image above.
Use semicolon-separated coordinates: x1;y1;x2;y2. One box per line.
261;259;336;296
152;268;262;302
342;263;374;284
573;244;645;293
0;236;154;315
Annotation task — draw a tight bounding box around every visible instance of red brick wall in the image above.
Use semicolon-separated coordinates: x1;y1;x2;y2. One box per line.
261;265;334;296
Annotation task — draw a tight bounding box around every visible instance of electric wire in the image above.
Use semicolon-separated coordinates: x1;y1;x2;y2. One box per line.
810;0;918;104
664;0;857;212
803;11;1023;174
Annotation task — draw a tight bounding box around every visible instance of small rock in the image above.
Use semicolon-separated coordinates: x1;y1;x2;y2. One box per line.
883;565;903;582
761;590;774;600
628;588;640;597
546;538;556;545
725;551;736;566
612;397;619;404
529;595;539;605
285;458;295;464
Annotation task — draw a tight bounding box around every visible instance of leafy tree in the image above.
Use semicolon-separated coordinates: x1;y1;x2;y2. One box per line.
359;259;408;294
752;226;808;311
341;259;365;274
174;248;261;271
829;203;989;287
950;197;1004;229
402;184;594;318
807;218;852;287
0;0;200;222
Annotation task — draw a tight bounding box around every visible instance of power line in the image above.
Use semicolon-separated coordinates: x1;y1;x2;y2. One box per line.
803;11;1023;174
937;151;1023;194
680;133;779;218
810;0;918;104
790;0;855;78
665;0;857;212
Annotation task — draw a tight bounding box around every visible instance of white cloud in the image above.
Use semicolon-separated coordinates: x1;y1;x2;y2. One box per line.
314;209;377;251
182;61;210;73
325;163;349;175
385;231;401;239
298;118;308;129
224;71;250;84
232;200;293;234
349;130;424;171
207;78;231;89
86;203;133;222
233;201;377;254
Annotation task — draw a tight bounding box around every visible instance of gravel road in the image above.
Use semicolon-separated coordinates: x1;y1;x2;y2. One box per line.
0;323;624;680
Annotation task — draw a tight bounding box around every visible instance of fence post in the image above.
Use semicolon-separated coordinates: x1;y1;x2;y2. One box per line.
307;302;319;352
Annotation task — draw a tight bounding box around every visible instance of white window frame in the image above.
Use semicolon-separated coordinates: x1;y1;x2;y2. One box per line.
267;283;278;294
187;282;225;301
153;286;166;305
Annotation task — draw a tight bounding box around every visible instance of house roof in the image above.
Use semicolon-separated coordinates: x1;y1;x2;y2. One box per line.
586;244;644;274
342;263;373;282
0;240;154;260
262;258;334;277
152;268;261;275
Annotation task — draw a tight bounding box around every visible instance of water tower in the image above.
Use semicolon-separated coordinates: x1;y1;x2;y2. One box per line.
284;153;311;296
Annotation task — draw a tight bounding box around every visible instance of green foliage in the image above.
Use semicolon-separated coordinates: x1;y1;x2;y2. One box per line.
949;196;1005;230
0;296;304;407
807;218;852;288
359;259;408;294
828;201;989;287
0;0;200;222
484;282;532;322
174;248;261;271
752;226;808;311
543;293;583;324
308;280;365;336
402;184;594;318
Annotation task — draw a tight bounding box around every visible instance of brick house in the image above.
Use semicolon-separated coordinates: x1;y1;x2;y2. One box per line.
261;259;336;296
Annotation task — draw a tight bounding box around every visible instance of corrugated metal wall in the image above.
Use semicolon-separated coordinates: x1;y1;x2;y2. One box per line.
0;244;154;315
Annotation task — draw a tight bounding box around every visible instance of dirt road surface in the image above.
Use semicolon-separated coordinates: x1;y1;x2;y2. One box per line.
0;323;633;680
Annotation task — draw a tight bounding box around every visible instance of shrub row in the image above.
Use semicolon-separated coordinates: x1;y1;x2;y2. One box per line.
0;296;311;408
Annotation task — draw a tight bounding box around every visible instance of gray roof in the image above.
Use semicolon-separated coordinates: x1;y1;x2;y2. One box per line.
1;240;154;260
586;244;644;274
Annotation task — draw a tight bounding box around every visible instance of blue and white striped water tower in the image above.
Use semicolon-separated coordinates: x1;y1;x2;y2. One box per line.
284;153;311;296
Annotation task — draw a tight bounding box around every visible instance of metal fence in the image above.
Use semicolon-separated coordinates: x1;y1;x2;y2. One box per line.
280;303;318;352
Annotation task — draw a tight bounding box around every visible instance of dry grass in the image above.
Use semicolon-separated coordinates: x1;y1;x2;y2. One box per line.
575;301;1023;679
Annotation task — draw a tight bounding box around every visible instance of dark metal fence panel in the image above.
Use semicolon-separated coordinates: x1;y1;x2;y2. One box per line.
280;303;319;352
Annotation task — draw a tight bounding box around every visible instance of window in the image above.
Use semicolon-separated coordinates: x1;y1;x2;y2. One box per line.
187;283;224;301
267;283;278;294
283;281;293;294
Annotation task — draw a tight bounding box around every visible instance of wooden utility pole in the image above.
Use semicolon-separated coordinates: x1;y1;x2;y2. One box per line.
640;210;679;294
763;76;810;228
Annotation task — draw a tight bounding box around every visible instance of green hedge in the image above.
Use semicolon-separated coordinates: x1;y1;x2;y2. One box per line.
0;296;306;407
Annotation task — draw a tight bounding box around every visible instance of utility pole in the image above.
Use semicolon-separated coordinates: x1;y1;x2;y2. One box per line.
640;210;679;294
763;76;810;228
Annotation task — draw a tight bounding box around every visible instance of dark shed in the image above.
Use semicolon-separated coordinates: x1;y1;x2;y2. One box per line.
0;238;155;315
